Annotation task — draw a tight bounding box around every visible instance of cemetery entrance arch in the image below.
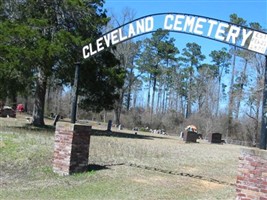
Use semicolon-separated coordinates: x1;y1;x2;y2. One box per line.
81;13;267;149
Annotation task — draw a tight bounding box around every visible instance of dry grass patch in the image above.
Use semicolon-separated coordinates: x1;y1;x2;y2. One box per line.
1;115;239;199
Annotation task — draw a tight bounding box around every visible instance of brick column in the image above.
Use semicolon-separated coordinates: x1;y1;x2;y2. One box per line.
236;148;267;200
53;122;91;176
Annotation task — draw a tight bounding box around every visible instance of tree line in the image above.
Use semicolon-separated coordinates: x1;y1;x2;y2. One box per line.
108;9;265;146
0;2;266;146
1;0;125;126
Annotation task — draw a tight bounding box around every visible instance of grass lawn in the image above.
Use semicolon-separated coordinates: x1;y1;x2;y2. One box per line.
0;114;241;199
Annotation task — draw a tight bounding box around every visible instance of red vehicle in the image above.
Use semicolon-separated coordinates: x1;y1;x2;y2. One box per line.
0;106;16;118
17;104;24;112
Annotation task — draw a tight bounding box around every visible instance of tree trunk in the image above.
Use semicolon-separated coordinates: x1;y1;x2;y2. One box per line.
114;103;121;126
133;90;137;109
235;59;248;119
186;71;193;118
156;87;161;113
114;89;124;126
32;69;47;126
24;96;28;113
253;98;260;147
147;75;151;110
126;83;132;111
168;88;173;111
227;49;236;139
175;92;179;112
164;88;169;113
56;87;62;114
181;96;186;117
126;68;135;111
151;76;157;115
149;74;157;125
11;94;17;110
45;79;51;115
216;76;221;116
126;90;131;111
162;86;166;113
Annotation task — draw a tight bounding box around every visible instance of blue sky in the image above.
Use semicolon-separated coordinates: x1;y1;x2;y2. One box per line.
104;0;267;59
104;0;267;27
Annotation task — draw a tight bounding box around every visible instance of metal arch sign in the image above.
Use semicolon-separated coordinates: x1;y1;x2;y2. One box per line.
82;12;267;59
81;12;267;149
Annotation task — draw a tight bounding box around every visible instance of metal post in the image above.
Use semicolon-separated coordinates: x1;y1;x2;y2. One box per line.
260;55;267;150
71;62;80;124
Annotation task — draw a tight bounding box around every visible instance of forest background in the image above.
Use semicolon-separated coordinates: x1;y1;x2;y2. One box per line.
0;0;266;147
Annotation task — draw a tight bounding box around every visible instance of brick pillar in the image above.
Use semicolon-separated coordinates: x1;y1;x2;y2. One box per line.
53;122;91;176
236;148;267;200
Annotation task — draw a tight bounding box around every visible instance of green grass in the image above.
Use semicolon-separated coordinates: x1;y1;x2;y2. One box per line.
0;115;240;200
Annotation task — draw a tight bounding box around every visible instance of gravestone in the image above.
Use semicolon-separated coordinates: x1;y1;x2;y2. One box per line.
133;127;138;135
183;131;198;143
107;120;112;132
208;133;223;144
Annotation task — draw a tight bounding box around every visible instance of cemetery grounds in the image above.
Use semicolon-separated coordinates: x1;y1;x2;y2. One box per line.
0;114;241;200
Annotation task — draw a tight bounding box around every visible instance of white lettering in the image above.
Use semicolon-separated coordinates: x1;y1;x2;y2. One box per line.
82;45;90;59
164;14;174;30
173;15;185;31
248;31;267;54
255;31;267;39
241;29;253;46
145;17;154;32
207;20;218;37
103;34;111;47
226;25;240;44
118;28;127;42
111;29;119;45
128;23;136;37
184;16;196;32
136;19;145;34
194;17;207;35
89;43;97;56
96;37;104;52
215;22;229;41
82;14;267;60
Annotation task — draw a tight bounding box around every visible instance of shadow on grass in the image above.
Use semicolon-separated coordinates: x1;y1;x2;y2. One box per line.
87;163;125;172
1;124;55;135
90;129;171;140
87;164;109;171
1;123;173;141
